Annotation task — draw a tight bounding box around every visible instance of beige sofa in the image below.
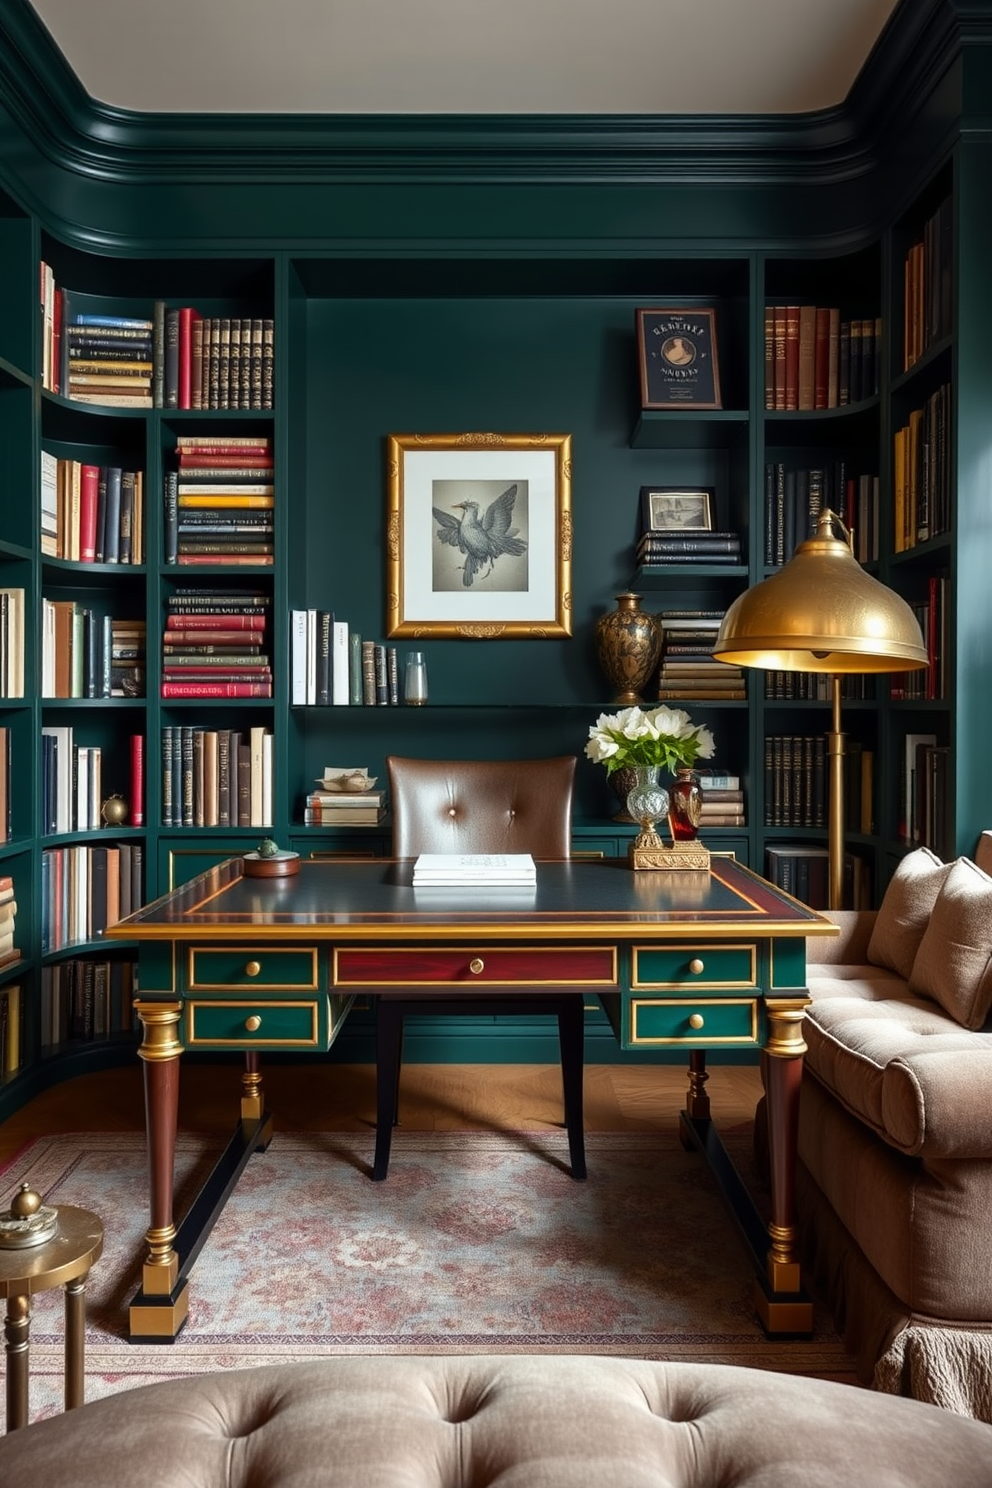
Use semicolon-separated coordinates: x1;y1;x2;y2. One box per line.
800;839;992;1419
1;1355;990;1484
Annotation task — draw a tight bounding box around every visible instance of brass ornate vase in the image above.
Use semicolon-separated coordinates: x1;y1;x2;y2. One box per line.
595;593;662;705
669;768;703;841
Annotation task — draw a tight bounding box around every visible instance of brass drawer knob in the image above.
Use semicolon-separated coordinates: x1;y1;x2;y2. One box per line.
245;961;261;977
688;1012;705;1030
469;957;485;975
245;1015;262;1032
688;958;705;975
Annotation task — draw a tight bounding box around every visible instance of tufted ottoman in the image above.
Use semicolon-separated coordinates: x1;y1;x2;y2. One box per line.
1;1355;991;1485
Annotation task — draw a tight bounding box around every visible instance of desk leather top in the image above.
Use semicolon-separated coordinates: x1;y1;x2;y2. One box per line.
106;856;839;943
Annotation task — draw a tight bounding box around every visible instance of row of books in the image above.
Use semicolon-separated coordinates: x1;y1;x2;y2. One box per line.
304;786;387;827
40;842;144;953
764;305;882;411
763;733;874;833
654;610;746;701
0;588;25;697
39;269;276;410
162;586;271;697
289;612;404;707
42;731;103;834
893;383;951;551
891;576;946;702
40;959;136;1047
903;196;952;371
763;461;878;568
902;732;951;856
0;875;19;970
764;845;872;911
161;725;273;828
764;672;875;700
636;530;743;566
40;455;145;565
164;435;275;566
0;984;21;1076
41;603;146;699
693;785;746;827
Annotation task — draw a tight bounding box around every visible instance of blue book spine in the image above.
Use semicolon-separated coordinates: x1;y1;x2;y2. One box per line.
73;314;154;329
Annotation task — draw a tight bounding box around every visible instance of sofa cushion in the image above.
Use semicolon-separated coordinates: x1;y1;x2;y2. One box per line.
804;981;992;1158
909;856;992;1030
867;847;947;979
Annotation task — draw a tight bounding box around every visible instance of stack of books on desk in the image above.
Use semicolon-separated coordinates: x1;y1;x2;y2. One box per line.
304;788;386;826
412;853;537;887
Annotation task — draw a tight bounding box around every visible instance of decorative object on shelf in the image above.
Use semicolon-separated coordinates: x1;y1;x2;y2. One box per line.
636;308;722;409
669;768;703;840
317;770;378;793
714;508;928;908
404;651;428;705
585;704;715;870
385;432;572;638
640;486;714;532
242;839;301;878
100;793;128;826
0;1183;59;1249
608;763;639;822
595;592;662;705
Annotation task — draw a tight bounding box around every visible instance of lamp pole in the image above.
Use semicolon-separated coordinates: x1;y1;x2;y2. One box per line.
827;675;844;911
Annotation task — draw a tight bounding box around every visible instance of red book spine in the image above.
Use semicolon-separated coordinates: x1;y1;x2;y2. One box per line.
160;682;273;697
177;307;202;410
79;463;101;562
130;733;144;827
177;453;273;469
813;307;831;409
165;614;266;631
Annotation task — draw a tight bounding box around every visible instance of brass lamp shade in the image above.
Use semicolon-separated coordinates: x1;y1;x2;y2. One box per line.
712;511;929;673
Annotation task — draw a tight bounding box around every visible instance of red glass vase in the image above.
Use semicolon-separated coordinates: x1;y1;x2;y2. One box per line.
668;768;703;841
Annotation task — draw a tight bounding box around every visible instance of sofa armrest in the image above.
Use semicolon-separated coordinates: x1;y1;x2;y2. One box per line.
806;910;877;966
885;1046;992;1158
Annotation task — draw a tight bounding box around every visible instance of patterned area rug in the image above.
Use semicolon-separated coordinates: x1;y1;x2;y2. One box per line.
1;1127;855;1423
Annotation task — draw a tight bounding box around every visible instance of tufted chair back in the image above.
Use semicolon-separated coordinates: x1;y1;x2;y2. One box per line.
387;755;575;859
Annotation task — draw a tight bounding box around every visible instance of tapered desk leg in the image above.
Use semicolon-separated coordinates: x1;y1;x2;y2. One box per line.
4;1293;29;1431
373;1001;404;1180
130;1000;189;1340
759;997;813;1334
558;996;587;1180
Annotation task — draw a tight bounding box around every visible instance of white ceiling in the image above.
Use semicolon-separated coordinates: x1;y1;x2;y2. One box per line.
28;0;900;116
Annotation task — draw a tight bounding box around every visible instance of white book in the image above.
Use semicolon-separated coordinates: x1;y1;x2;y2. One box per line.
413;852;537;884
332;620;350;705
305;608;317;706
249;725;266;828
261;730;273;827
290;608;308;706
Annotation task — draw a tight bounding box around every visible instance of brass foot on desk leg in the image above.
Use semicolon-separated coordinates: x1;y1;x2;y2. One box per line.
129;1281;190;1342
753;1278;814;1337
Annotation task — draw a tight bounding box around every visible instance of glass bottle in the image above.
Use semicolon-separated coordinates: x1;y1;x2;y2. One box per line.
404;651;428;705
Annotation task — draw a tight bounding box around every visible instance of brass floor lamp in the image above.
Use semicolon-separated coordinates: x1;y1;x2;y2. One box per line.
712;509;928;909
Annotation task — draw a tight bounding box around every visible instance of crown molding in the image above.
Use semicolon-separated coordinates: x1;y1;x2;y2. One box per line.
0;0;987;187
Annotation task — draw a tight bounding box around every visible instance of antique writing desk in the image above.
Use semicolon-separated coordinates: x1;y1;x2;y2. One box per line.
106;854;837;1342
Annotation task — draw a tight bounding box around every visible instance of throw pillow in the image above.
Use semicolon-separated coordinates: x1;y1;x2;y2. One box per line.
867;846;948;979
909;856;992;1029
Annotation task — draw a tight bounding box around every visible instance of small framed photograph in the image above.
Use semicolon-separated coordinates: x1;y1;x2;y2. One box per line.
640;486;714;532
385;432;572;638
636;307;722;409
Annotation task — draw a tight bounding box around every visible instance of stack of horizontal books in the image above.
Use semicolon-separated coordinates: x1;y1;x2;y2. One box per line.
695;771;745;827
63;309;154;408
412;853;537;887
304;785;386;827
165;435;274;566
0;874;19;969
637;530;742;566
161;587;272;698
656;611;746;701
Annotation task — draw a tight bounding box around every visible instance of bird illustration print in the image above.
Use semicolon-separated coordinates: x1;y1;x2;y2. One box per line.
432;483;528;586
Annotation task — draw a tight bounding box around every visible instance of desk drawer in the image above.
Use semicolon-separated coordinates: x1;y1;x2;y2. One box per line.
187;947;319;991
334;945;617;988
186;998;322;1048
632;944;757;990
629;998;759;1046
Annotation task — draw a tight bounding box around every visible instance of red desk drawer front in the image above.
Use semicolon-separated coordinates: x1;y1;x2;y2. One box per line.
333;945;618;988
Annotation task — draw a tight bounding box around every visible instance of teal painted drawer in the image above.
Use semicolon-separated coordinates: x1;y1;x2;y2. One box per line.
186;998;322;1049
628;997;759;1047
632;944;757;990
186;946;319;991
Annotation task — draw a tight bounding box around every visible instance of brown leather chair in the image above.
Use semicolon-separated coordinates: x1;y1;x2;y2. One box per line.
374;755;586;1181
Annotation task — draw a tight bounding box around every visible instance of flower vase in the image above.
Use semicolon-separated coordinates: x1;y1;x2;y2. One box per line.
625;766;670;868
669;768;703;841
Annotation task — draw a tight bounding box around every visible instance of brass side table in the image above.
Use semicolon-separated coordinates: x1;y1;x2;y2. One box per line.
0;1205;104;1431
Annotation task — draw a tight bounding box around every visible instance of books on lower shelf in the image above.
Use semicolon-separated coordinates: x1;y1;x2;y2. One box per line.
40;959;136;1046
162;586;272;698
40;843;143;952
160;724;273;829
42;602;146;698
0;588;25;698
0;875;20;971
764;844;871;911
0;983;22;1074
413;853;537;886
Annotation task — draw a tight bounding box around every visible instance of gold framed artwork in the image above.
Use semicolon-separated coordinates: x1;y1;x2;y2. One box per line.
385;432;572;638
636;307;722;409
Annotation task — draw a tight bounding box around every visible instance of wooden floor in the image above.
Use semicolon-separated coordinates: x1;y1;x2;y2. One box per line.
0;1060;764;1166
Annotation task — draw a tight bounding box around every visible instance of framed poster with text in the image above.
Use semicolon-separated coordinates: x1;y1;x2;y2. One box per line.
636;308;722;409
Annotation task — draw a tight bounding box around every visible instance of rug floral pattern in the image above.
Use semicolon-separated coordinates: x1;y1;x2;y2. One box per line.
0;1128;853;1423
